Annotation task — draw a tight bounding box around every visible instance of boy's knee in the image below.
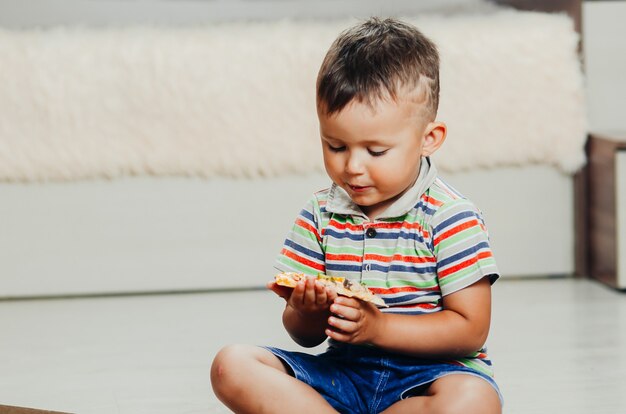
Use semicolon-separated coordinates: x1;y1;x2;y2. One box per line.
211;344;250;396
211;344;282;399
436;375;501;414
427;375;501;414
212;344;251;374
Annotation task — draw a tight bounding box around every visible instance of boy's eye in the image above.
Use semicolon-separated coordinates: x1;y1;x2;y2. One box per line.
328;144;346;152
368;149;388;157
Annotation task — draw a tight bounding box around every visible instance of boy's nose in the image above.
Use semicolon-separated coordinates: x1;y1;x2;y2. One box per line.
345;154;365;175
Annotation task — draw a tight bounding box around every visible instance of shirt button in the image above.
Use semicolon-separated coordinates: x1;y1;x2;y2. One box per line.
366;228;377;238
364;263;371;272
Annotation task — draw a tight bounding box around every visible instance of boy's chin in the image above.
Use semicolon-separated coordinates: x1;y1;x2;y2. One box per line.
348;192;376;206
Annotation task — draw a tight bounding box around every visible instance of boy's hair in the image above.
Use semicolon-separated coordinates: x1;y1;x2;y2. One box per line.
317;17;440;121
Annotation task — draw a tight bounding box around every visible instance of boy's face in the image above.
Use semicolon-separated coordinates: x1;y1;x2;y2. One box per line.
318;98;442;219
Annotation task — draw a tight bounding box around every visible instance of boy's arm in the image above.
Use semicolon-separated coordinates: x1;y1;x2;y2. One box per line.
282;304;331;348
268;276;337;348
326;277;492;358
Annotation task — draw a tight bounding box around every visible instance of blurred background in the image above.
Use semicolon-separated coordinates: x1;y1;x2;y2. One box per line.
0;0;624;133
0;1;625;413
3;0;625;297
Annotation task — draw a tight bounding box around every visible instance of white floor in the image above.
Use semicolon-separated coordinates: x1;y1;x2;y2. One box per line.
0;278;624;414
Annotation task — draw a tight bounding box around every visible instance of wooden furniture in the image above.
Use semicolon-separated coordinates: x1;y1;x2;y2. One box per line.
493;0;582;33
497;0;598;284
581;132;626;290
0;405;71;414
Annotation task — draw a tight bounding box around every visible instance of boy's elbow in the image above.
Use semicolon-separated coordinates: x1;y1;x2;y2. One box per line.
461;324;490;356
289;332;327;348
282;307;329;348
450;315;491;357
453;303;492;355
449;336;488;358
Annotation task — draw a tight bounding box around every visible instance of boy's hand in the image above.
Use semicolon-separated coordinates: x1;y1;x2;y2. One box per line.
266;280;293;301
267;276;337;316
325;296;383;345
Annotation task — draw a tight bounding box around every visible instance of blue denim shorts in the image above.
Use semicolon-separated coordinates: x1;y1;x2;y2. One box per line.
264;343;502;414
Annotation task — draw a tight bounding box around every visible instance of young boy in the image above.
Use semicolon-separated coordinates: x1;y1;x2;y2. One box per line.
211;17;503;413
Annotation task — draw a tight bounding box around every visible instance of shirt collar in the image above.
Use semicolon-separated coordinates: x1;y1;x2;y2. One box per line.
325;157;438;220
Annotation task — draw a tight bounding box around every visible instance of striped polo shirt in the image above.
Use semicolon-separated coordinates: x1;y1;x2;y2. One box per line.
275;157;499;375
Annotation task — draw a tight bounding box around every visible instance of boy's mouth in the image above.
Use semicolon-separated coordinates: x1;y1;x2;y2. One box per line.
348;184;371;193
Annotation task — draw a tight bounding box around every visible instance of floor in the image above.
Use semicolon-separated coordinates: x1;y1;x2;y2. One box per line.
0;278;624;414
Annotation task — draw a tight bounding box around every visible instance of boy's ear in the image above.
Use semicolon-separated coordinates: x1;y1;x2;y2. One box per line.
421;122;447;156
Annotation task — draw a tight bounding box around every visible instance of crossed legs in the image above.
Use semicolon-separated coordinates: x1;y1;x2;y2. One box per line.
211;344;501;414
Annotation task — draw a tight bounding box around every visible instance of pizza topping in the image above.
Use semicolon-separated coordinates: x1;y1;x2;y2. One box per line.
273;272;387;307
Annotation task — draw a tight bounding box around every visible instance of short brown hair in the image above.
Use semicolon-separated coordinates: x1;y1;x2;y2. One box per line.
316;17;440;120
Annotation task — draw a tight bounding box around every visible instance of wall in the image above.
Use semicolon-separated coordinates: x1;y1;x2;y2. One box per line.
583;1;626;133
4;1;614;129
0;167;574;298
0;0;583;296
0;0;491;28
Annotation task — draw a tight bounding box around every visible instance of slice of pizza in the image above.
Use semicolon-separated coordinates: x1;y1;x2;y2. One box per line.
274;271;304;288
273;272;387;307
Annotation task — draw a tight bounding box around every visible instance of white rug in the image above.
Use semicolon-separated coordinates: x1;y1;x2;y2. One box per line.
0;8;586;181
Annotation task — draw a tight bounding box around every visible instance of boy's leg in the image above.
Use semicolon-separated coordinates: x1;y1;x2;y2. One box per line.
380;374;501;414
211;344;338;414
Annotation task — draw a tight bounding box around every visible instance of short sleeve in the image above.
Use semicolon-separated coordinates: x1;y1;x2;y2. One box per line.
275;195;326;276
431;199;499;296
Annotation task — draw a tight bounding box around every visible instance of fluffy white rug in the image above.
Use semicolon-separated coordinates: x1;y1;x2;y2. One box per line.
0;9;586;181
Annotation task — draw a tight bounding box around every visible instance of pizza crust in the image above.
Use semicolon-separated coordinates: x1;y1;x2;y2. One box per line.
274;272;387;307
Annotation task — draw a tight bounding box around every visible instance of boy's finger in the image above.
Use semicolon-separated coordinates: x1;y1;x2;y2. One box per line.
333;296;360;308
325;324;356;344
328;315;356;334
314;282;328;305
326;287;338;302
303;277;317;304
330;303;360;321
266;281;293;300
290;280;306;305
